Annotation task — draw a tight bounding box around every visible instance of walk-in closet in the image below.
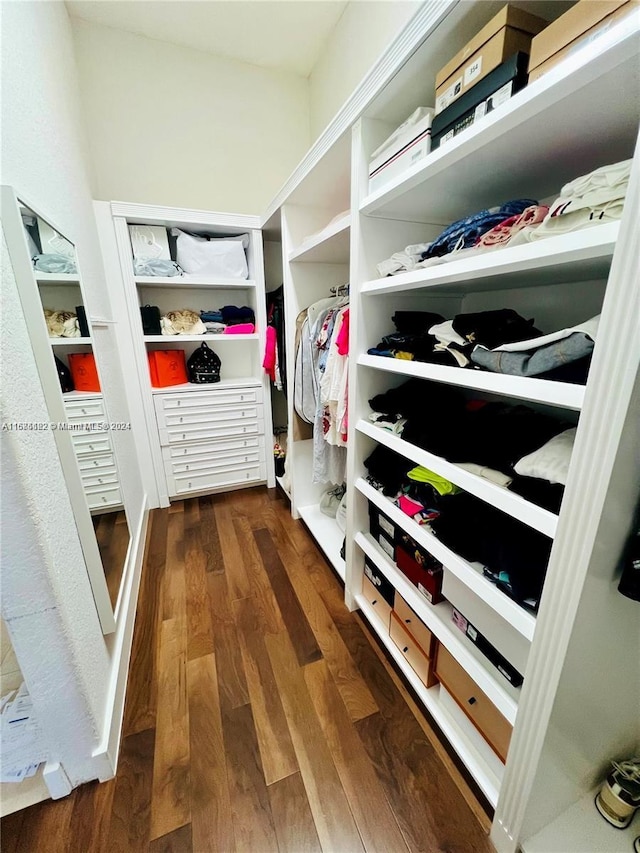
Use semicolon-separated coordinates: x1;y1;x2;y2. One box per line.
2;1;639;851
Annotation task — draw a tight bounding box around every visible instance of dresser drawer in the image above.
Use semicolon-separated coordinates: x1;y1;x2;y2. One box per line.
159;418;263;446
160;403;261;430
361;575;392;631
81;466;119;488
64;397;105;420
161;435;262;460
167;463;265;496
77;453;116;472
390;613;438;688
434;644;512;762
393;594;436;659
155;387;261;414
85;484;122;509
71;432;113;456
166;448;263;476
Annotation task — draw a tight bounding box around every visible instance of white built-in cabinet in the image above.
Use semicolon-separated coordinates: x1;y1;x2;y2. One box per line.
97;203;275;508
265;4;640;852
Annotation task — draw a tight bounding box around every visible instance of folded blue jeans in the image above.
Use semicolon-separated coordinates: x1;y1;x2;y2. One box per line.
471;333;594;377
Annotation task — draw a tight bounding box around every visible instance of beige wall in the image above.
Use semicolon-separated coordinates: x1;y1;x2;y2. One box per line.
71;18;311;214
309;0;421;141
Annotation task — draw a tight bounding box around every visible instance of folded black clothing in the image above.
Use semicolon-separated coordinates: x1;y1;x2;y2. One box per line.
431;493;552;605
392;311;444;334
402;401;570;476
369;378;465;420
363;444;411;496
508;475;565;514
220;305;255;324
452;309;543;349
536;354;592;385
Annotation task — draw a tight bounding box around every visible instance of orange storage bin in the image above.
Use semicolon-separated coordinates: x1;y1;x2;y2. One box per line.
68;352;101;392
148;349;188;387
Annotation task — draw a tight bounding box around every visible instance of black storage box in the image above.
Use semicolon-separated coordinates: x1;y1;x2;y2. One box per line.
364;557;395;607
368;502;398;560
452;608;524;687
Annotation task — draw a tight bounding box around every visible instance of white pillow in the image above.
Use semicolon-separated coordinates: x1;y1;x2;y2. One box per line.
514;428;576;485
171;229;249;278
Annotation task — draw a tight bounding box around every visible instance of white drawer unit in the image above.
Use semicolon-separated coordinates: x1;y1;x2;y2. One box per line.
64;397;123;512
153;385;268;498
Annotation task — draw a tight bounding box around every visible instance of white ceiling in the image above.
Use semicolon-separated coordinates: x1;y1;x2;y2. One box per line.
66;1;349;77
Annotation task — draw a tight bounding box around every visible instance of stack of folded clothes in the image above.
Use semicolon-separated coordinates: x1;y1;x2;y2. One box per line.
200;305;255;334
368;378;574;513
362;444;552;610
375;159;631;277
368;308;598;384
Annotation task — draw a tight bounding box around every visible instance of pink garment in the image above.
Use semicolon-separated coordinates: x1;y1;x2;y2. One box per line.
225;323;255;335
398;495;424;517
262;325;276;380
335;307;350;355
475;205;549;248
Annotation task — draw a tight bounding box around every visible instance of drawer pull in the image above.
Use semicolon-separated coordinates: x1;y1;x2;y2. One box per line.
179;416;184;422
402;646;409;654
371;597;378;606
93;460;98;466
185;465;189;470
182;434;186;440
468;697;477;706
88;445;94;451
404;618;411;625
81;408;87;414
188;481;192;489
177;400;181;406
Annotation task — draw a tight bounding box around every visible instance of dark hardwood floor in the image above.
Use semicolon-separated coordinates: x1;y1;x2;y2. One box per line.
1;486;494;852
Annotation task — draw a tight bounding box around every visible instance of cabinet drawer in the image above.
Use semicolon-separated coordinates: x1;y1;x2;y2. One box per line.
160;404;261;429
71;432;113;456
362;575;392;631
390;613;438;688
81;467;119;488
77;453;116;472
434;644;512;762
155;387;261;413
64;397;105;420
168;463;265;496
166;449;262;476
161;435;262;460
85;484;122;509
160;418;263;446
393;594;436;659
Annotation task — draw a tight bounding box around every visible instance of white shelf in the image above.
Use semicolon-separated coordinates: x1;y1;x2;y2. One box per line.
288;214;351;263
355;477;536;642
361;223;619;297
360;21;639;222
149;377;261;394
0;766;49;817
298;503;345;582
355;592;504;807
522;788;640;853
275;475;291;500
62;390;103;400
144;333;258;343
358;354;585;412
134;275;255;288
356;531;520;723
356;419;558;538
35;273;80;285
49;337;92;346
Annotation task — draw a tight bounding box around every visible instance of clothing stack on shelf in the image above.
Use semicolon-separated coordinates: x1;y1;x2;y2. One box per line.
294;289;350;484
376;159;631;277
264;285;286;392
368;308;599;384
129;224;250;279
143;305;255;335
44;308;81;338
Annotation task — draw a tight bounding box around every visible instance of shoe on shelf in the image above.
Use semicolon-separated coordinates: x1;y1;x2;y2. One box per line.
319;484;346;519
595;757;640;829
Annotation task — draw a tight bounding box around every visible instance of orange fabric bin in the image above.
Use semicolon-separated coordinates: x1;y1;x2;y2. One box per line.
148;349;188;387
68;352;101;392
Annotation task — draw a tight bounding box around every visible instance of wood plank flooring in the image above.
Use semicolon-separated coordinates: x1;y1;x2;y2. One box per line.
0;486;494;853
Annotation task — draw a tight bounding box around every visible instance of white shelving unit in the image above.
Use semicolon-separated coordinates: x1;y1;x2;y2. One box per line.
105;202;275;506
49;336;93;346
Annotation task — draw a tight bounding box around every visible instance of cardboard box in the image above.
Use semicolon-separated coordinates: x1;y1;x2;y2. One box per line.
363;557;395;607
432;52;529;150
528;0;636;83
435;4;547;115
